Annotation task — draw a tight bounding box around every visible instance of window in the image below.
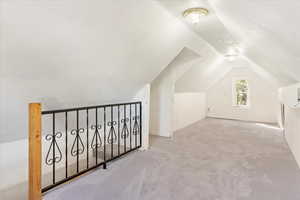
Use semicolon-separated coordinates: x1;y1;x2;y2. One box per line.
233;79;249;107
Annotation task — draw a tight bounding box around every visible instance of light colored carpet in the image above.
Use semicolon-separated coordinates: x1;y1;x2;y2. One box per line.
44;118;300;200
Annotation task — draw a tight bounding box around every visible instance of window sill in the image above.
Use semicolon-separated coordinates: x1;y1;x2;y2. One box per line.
232;105;250;110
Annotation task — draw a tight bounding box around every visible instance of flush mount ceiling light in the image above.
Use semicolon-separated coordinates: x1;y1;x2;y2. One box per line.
224;47;241;61
183;7;209;24
224;54;238;61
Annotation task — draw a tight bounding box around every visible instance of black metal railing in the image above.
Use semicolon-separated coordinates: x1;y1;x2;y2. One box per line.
41;102;142;193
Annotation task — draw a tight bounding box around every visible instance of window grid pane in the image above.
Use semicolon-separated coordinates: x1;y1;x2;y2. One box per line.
235;79;249;106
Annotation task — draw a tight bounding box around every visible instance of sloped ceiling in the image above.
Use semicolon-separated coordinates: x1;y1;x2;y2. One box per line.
176;56;284;93
165;47;201;71
0;0;218;142
155;0;300;85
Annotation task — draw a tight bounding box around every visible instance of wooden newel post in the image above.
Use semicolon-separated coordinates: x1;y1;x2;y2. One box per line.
29;103;42;200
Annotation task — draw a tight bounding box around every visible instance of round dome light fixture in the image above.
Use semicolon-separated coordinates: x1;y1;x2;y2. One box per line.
224;54;238;61
182;7;209;24
224;47;241;61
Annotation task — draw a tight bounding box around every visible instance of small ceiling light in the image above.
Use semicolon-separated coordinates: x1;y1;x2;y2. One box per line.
224;47;241;61
224;54;238;61
183;7;209;24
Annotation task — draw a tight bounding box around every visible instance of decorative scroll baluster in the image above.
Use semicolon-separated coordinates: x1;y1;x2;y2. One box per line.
130;104;132;150
132;116;140;136
121;118;130;139
107;121;117;144
91;125;102;149
110;107;114;158
71;127;85;173
134;104;138;147
95;108;99;164
45;132;63;166
124;105;127;152
70;129;85;157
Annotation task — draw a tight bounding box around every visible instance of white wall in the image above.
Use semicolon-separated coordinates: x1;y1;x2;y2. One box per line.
175;57;233;92
207;67;280;123
281;83;300;168
132;85;151;150
150;48;204;137
173;93;207;131
281;83;300;109
285;106;300;168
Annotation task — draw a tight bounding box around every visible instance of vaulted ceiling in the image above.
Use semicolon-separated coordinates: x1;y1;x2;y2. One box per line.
0;0;218;142
155;0;300;85
1;0;299;142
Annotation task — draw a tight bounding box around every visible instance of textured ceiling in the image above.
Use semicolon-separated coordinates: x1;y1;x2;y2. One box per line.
155;0;300;85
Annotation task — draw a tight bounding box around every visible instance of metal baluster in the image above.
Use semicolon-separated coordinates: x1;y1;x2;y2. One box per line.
135;104;137;148
86;109;89;169
130;104;132;150
103;107;107;169
95;108;98;165
139;103;142;148
65;112;68;178
124;105;126;153
111;106;114;159
52;113;56;184
118;106;120;156
76;110;79;173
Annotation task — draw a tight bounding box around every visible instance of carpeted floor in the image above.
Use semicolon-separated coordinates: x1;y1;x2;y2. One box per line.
44;118;300;200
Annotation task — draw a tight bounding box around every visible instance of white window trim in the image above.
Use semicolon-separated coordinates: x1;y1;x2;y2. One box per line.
232;77;250;109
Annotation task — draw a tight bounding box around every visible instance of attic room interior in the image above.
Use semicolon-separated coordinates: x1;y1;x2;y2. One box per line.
1;0;300;200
